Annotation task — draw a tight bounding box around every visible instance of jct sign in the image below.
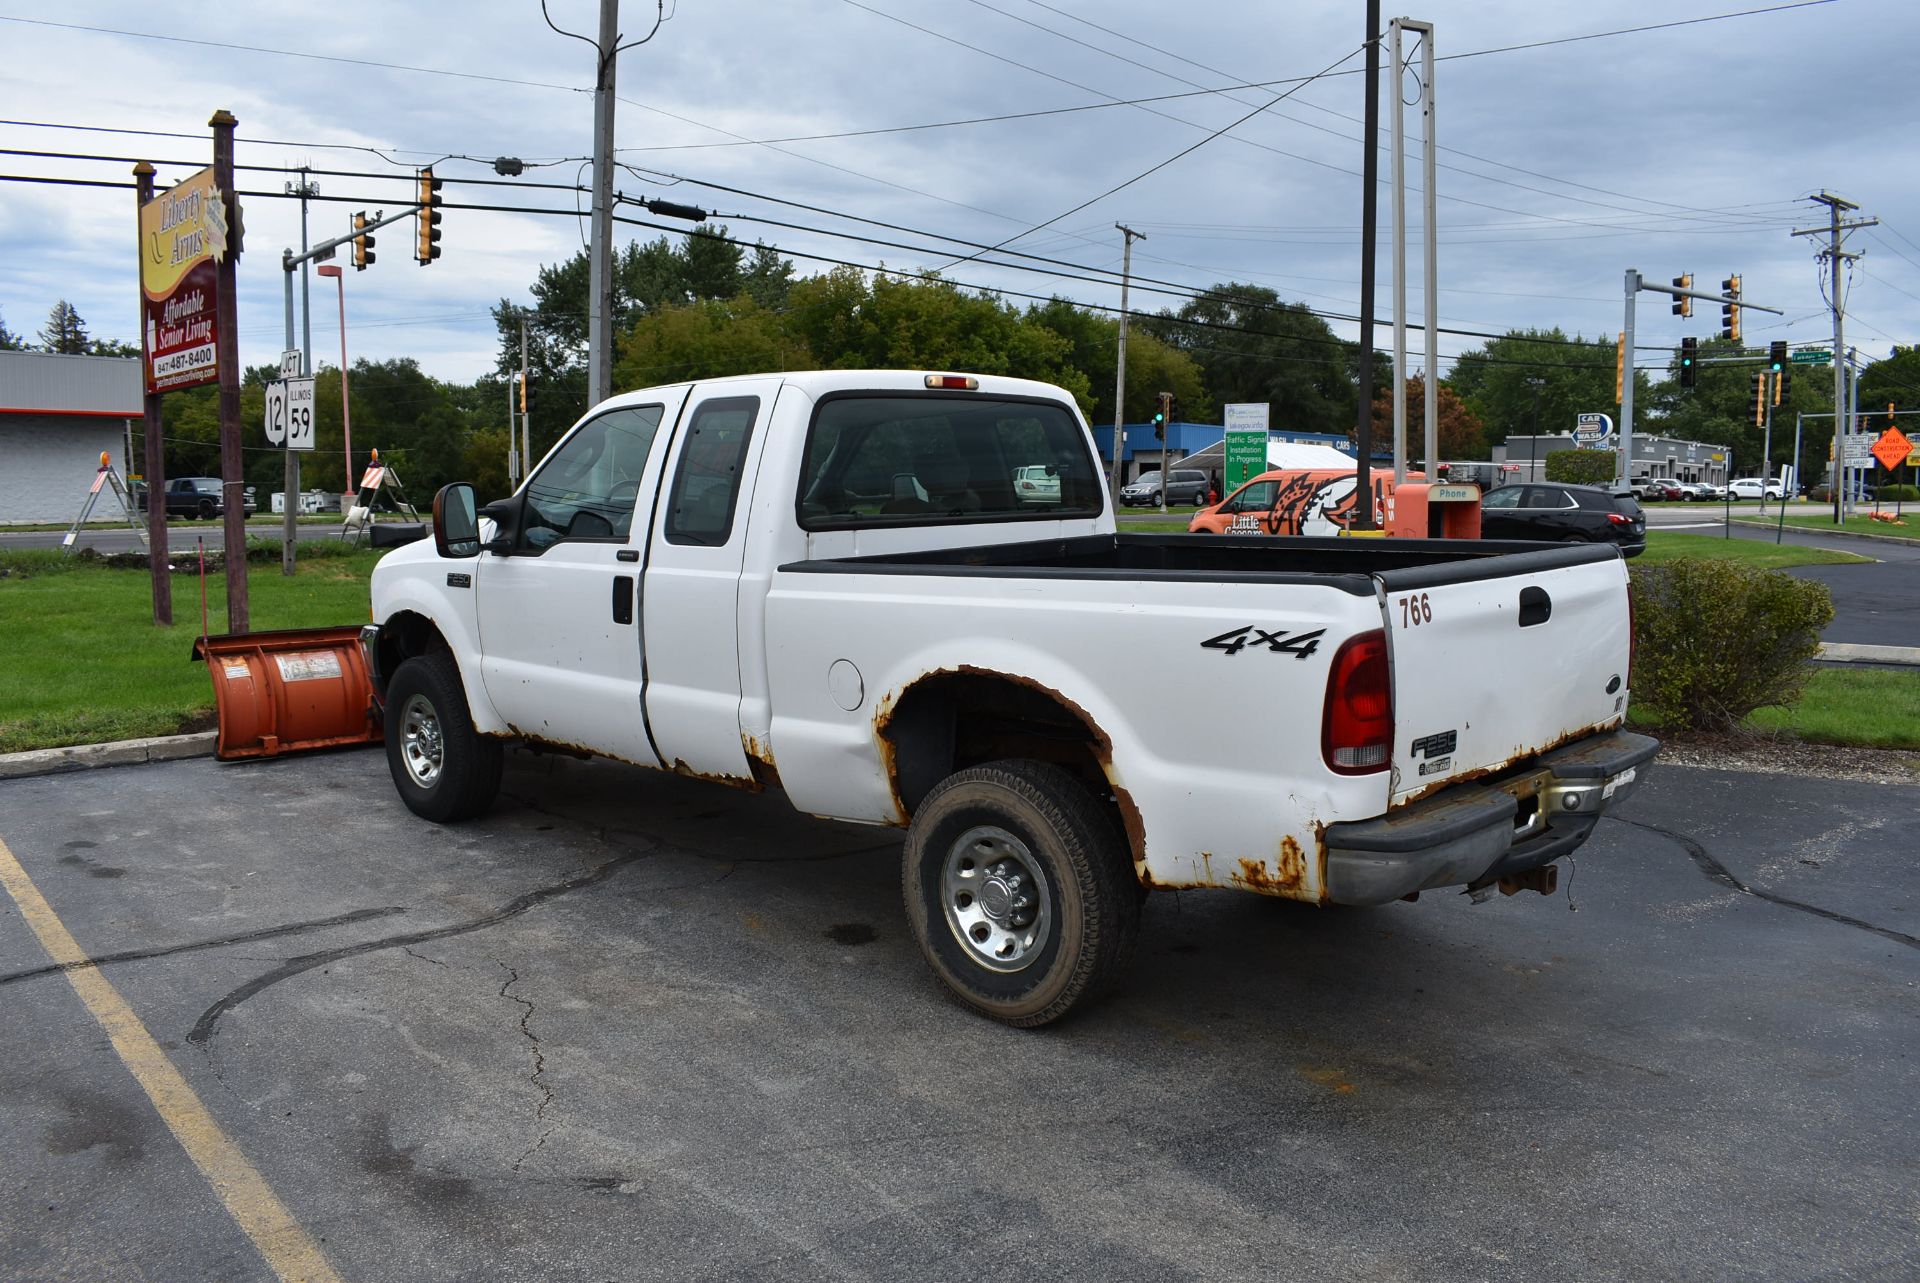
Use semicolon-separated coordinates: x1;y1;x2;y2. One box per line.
139;166;228;393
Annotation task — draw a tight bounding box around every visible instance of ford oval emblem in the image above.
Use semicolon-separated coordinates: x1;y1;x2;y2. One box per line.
1605;674;1622;695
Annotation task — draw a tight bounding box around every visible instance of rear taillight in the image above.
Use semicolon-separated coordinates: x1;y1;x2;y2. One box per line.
1322;629;1393;775
1607;512;1630;525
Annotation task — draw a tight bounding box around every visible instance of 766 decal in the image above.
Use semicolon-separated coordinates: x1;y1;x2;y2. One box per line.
1200;626;1326;659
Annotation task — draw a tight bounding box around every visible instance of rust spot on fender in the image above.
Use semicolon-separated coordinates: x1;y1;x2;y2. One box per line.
666;757;760;792
741;733;782;793
1231;836;1312;899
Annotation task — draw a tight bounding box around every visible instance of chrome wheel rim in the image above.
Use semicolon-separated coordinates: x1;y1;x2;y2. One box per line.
399;693;444;789
941;825;1052;973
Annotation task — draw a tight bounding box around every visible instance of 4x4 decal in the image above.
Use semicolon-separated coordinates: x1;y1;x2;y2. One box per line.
1200;626;1325;659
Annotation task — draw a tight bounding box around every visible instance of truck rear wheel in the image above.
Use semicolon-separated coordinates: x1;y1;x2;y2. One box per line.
903;759;1138;1027
384;652;502;822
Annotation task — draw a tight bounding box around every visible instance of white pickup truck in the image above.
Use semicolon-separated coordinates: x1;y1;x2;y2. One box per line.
363;370;1655;1025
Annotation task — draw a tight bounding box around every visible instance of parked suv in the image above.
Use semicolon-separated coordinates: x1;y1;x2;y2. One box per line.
1480;482;1646;556
1121;468;1210;507
1728;478;1785;500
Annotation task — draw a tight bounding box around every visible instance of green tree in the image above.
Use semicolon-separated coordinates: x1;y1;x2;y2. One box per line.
1448;328;1639;453
1143;283;1354;434
0;307;24;350
1545;449;1618;485
613;296;814;388
1023;297;1209;428
39;300;89;354
782;269;1090;406
492;225;795;458
1644;336;1824;477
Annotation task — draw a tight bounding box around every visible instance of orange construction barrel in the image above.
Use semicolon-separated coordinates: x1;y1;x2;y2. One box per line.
191;626;381;761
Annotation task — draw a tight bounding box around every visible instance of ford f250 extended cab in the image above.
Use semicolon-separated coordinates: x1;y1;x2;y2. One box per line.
362;370;1656;1026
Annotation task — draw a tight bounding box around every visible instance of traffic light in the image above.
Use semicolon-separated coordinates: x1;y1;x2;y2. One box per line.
1671;274;1692;318
1680;336;1697;389
1614;331;1626;402
415;168;443;265
1152;391;1169;440
1768;340;1787;372
1751;371;1767;426
1720;274;1741;343
352;211;375;270
1775;367;1790;405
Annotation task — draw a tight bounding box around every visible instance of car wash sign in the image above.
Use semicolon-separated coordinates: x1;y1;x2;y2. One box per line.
139;166;228;393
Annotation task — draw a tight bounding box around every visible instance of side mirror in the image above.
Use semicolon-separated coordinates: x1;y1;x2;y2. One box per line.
478;497;517;555
433;483;481;559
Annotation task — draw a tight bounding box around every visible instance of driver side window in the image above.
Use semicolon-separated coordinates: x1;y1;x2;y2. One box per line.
518;405;663;551
1481;487;1522;509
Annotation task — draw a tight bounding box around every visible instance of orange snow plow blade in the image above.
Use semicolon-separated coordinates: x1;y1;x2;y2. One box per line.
191;627;381;761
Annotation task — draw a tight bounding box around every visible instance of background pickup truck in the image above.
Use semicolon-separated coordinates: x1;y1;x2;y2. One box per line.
136;476;254;519
363;370;1655;1026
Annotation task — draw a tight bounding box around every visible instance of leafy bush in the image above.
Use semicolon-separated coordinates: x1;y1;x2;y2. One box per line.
1545;449;1617;486
1874;483;1919;502
1630;558;1833;732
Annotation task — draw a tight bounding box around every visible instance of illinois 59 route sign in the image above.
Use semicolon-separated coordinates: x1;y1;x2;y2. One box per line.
264;377;316;450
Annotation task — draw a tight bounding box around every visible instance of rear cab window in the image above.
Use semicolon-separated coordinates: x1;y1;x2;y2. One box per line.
796;393;1103;528
666;396;759;546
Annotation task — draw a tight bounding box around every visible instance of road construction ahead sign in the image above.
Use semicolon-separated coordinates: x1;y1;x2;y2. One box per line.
1871;427;1912;472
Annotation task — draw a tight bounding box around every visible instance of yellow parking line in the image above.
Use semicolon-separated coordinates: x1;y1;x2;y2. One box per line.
0;836;343;1283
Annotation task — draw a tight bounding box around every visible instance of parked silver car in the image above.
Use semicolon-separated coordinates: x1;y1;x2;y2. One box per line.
1120;468;1210;507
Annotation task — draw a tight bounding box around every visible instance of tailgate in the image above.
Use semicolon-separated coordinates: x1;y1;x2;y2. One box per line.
1376;546;1632;807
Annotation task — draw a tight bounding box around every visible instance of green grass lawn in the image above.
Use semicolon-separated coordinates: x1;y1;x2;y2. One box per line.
1747;668;1920;748
0;548;381;752
1736;513;1919;542
1636;530;1871;568
0;532;1899;756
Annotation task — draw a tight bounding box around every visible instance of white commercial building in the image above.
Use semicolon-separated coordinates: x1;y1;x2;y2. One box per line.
0;351;142;523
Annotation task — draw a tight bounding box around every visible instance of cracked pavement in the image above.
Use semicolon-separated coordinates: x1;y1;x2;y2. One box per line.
1;746;1914;1282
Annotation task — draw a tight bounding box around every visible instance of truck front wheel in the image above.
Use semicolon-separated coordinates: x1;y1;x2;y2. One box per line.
384;652;503;822
903;759;1139;1027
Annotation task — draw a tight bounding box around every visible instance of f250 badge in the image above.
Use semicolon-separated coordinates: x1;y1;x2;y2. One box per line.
1200;626;1325;659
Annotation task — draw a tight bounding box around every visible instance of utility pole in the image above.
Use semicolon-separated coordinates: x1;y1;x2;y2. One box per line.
1794;192;1874;524
1389;17;1437;483
520;316;532;479
283;171;319;576
132;161;170;625
1351;0;1381;531
210;109;248;633
587;0;618;407
1110;223;1144;500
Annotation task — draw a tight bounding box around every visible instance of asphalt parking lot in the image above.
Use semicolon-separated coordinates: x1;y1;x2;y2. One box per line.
2;746;1915;1282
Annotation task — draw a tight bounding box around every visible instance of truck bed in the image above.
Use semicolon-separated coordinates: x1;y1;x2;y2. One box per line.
784;531;1623;587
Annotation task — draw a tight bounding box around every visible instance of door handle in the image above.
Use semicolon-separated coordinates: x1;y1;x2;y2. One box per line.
612;575;634;625
1518;585;1551;627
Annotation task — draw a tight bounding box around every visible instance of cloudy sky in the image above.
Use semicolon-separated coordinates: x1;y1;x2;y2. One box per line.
2;0;1914;392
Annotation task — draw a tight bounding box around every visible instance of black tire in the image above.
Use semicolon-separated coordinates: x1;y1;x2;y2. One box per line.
1561;534;1589;543
197;499;216;520
903;759;1139;1027
384;652;503;822
1151;491;1163;506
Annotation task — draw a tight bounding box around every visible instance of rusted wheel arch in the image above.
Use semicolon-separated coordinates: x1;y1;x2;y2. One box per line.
877;666;1141;864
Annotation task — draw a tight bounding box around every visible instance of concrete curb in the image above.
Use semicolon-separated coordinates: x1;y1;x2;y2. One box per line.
1729;518;1918;548
0;732;218;780
1817;642;1920;669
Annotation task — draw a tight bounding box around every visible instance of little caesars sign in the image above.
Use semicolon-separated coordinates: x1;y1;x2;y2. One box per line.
139;167;229;393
